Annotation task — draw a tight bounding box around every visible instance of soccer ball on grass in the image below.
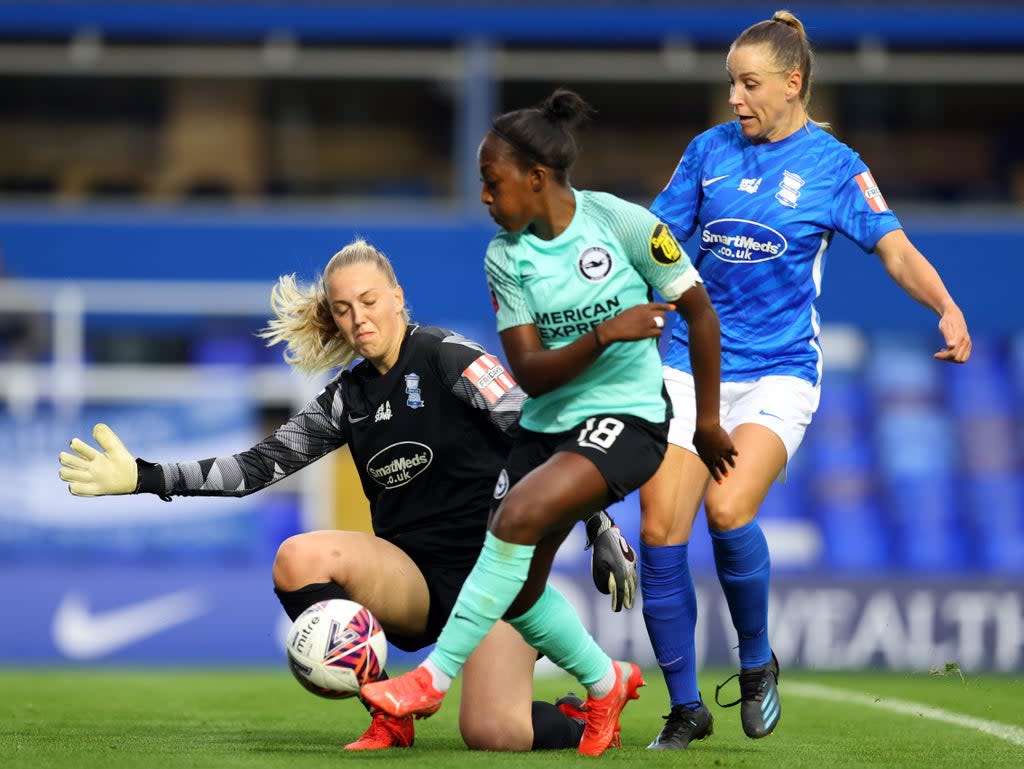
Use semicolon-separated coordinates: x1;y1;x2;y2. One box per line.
285;598;388;699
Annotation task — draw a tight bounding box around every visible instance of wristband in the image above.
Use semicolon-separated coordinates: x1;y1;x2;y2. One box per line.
135;458;172;501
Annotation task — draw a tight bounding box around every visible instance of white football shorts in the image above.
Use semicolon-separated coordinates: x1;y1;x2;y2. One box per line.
663;367;821;481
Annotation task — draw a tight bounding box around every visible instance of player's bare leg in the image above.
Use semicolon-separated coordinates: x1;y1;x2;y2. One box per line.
274;530;430;749
459;621;538;750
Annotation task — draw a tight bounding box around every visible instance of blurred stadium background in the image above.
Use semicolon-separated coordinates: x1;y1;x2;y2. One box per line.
1;1;1022;674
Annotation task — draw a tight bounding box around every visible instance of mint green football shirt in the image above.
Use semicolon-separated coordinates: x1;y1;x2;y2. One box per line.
485;188;700;434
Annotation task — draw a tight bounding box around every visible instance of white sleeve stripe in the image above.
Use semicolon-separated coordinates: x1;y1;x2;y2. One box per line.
661;266;702;302
466;354;499;378
464;358;489;382
483;382;502;403
485;373;514;399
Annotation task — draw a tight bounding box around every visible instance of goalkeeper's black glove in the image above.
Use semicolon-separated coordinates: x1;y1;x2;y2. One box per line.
585;510;637;612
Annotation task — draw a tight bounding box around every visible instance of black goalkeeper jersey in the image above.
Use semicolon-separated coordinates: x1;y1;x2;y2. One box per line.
151;325;524;566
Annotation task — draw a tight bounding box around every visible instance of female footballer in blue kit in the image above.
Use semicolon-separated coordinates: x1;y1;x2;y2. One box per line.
637;10;973;750
363;88;737;756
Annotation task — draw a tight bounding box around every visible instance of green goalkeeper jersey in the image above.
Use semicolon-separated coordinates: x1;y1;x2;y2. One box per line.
485;188;699;433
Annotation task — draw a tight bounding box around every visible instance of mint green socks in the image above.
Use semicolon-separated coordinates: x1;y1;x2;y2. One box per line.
427;532;614;693
510;583;613;689
427;531;535;677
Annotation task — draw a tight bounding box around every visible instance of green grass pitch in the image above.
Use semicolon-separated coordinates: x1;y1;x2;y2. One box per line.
2;667;1022;768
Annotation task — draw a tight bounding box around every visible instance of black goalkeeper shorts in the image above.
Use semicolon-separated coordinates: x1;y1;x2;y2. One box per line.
385;557;474;652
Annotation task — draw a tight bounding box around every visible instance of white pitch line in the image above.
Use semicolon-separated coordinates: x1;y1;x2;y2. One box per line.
787;681;1024;747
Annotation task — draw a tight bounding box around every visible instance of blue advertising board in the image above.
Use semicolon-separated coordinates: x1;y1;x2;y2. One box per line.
3;558;1022;672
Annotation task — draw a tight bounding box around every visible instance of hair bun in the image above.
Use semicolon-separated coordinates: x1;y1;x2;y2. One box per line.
540;87;594;128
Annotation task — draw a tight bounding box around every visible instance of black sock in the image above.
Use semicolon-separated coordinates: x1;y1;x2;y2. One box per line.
530;701;584;750
273;581;349;621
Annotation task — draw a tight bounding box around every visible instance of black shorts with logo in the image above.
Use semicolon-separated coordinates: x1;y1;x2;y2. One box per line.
385;557;474;652
492;413;670;511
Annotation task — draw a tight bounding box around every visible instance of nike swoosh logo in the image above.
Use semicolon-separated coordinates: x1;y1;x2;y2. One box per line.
617;538;636;561
758;408;783;420
701;174;730;187
347;413;370;423
453;611;477;625
52;589;208;660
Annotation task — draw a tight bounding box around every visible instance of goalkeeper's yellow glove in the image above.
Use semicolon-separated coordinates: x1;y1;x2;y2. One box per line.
58;423;138;496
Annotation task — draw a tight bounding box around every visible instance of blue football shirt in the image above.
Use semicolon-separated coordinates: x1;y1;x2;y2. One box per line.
652;121;902;385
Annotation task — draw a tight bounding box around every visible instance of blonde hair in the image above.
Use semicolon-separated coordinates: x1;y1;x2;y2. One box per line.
258;239;409;375
732;9;830;130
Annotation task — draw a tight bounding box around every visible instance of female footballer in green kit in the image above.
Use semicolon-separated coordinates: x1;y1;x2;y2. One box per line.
363;88;736;756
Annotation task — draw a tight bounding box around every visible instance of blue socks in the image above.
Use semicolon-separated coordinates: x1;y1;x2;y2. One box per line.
710;520;772;669
640;542;701;707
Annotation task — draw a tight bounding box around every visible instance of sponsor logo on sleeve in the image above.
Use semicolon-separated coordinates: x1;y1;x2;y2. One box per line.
463;353;516;404
855;170;889;213
650;223;683;265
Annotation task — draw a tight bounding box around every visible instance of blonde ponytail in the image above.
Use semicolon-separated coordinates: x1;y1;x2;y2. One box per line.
258;239;409;376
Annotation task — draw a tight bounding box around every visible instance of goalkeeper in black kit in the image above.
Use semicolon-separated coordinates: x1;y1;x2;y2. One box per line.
58;238;636;752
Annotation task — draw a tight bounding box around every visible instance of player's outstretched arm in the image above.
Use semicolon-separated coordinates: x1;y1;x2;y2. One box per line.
58;423;138;496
